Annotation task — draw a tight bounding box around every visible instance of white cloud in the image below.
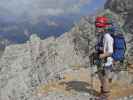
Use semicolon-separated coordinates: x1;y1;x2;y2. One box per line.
0;0;92;23
79;0;91;4
46;20;59;27
42;8;64;16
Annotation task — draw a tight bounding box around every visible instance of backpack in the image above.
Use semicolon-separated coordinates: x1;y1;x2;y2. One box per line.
111;33;126;62
95;33;126;62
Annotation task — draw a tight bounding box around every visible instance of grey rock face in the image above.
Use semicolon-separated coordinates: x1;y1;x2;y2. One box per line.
105;0;133;69
70;16;96;67
0;36;11;58
0;32;87;100
105;0;133;34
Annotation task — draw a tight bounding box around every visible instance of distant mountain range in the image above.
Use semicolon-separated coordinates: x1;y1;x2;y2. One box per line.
0;14;80;44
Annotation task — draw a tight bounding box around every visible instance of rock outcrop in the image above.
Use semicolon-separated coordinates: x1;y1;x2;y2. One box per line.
105;0;133;34
0;36;11;58
105;0;133;64
0;31;88;100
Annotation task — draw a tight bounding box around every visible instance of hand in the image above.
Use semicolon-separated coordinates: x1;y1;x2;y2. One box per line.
99;54;105;59
99;52;112;59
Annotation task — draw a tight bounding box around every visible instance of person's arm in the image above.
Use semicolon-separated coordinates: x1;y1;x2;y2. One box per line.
99;52;112;59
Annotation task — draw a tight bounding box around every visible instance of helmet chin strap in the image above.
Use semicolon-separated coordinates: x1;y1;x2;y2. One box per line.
95;29;105;36
96;27;106;33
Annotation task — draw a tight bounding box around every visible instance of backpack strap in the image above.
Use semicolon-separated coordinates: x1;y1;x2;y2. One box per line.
95;34;104;53
124;38;127;52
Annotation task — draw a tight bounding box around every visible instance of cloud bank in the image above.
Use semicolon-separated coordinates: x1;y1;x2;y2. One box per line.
0;0;92;20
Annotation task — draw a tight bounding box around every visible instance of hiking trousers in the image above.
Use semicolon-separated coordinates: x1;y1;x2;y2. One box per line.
98;66;113;96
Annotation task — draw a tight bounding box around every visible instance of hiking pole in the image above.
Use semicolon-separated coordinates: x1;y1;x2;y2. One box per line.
90;61;94;89
87;38;93;89
89;52;95;90
89;57;93;89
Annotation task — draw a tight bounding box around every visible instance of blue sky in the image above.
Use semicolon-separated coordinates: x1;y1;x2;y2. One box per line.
80;0;106;15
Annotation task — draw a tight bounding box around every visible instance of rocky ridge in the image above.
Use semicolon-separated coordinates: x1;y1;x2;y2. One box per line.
0;32;88;100
105;0;133;62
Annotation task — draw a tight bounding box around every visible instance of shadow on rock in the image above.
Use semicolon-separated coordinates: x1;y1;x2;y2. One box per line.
59;81;99;96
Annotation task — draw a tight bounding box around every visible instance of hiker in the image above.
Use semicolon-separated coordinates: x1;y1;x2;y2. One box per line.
94;15;126;100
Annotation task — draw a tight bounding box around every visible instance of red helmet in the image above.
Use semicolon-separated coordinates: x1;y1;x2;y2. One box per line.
95;16;110;28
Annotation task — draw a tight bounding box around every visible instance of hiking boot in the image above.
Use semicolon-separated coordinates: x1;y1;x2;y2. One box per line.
109;78;112;83
96;92;111;100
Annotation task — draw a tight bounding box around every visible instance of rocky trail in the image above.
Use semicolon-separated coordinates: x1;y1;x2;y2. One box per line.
34;67;133;100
